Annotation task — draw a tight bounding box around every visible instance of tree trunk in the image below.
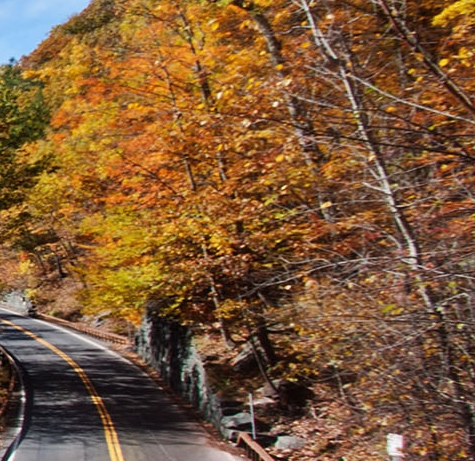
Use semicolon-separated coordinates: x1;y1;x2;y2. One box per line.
231;0;322;165
299;0;475;455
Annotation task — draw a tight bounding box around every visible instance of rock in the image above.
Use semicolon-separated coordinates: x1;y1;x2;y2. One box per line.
252;396;276;406
221;412;253;429
202;354;220;362
220;412;254;441
220;400;244;416
259;380;280;398
91;310;112;327
231;343;257;373
221;428;240;442
275;435;306;450
231;338;272;373
135;304;222;427
219;411;271;441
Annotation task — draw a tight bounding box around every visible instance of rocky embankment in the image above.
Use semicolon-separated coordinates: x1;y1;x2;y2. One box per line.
135;308;311;459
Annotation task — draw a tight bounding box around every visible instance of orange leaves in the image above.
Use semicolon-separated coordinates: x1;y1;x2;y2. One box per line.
7;1;475;458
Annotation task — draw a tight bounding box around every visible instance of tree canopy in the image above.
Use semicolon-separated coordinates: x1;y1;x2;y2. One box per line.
2;0;475;459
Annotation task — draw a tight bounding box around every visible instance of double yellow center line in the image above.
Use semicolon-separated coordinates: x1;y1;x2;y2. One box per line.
1;318;124;461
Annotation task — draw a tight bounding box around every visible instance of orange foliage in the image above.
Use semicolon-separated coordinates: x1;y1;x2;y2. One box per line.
4;0;475;459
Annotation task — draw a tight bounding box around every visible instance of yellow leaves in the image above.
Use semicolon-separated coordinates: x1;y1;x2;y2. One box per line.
381;303;402;315
216;299;246;320
209;20;220;31
417;446;428;456
458;46;474;59
439;48;474;69
433;0;475;27
253;0;276;7
433;0;475;71
62;42;93;78
21;69;42;80
126;102;141;110
239;19;252;30
208;232;233;255
117;306;142;326
439;58;450;67
413;52;425;62
456;46;475;66
17;257;35;276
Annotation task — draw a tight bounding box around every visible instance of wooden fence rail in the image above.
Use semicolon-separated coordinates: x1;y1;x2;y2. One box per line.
237;432;275;461
36;313;130;346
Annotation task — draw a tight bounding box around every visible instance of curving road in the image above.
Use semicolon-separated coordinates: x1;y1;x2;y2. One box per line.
0;308;241;461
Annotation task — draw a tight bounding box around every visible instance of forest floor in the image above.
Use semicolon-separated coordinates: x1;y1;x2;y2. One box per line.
191;331;386;461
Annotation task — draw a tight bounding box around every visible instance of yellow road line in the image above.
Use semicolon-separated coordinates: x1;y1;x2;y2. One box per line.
0;318;124;461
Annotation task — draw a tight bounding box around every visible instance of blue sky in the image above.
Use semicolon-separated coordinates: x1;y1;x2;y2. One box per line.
0;0;91;64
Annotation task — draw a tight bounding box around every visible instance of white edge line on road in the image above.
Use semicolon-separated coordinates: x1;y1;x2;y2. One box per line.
0;306;129;361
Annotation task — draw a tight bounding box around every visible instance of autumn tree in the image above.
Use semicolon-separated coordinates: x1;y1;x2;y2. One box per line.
228;0;475;458
8;0;475;458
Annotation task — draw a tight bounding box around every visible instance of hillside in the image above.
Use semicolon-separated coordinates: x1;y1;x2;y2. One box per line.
1;0;475;459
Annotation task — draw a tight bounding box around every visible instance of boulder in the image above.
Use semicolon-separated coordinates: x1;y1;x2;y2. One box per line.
252;396;276;407
221;412;253;430
220;412;253;441
219;411;271;441
231;343;258;373
275;435;306;450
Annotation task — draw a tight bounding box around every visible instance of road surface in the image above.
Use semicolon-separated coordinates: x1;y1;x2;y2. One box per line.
0;307;241;461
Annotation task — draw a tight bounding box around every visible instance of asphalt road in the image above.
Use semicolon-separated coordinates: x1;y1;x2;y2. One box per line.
0;308;242;461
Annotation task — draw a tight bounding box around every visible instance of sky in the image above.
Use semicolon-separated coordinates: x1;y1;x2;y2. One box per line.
0;0;91;64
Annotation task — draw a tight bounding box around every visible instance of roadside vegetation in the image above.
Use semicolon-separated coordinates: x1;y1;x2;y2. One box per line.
0;1;474;459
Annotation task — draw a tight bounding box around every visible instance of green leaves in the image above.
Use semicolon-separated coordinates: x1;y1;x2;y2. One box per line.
0;64;49;154
0;64;50;245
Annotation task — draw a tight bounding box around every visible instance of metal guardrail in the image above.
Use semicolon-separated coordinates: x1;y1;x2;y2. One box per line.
36;313;130;346
237;432;275;461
